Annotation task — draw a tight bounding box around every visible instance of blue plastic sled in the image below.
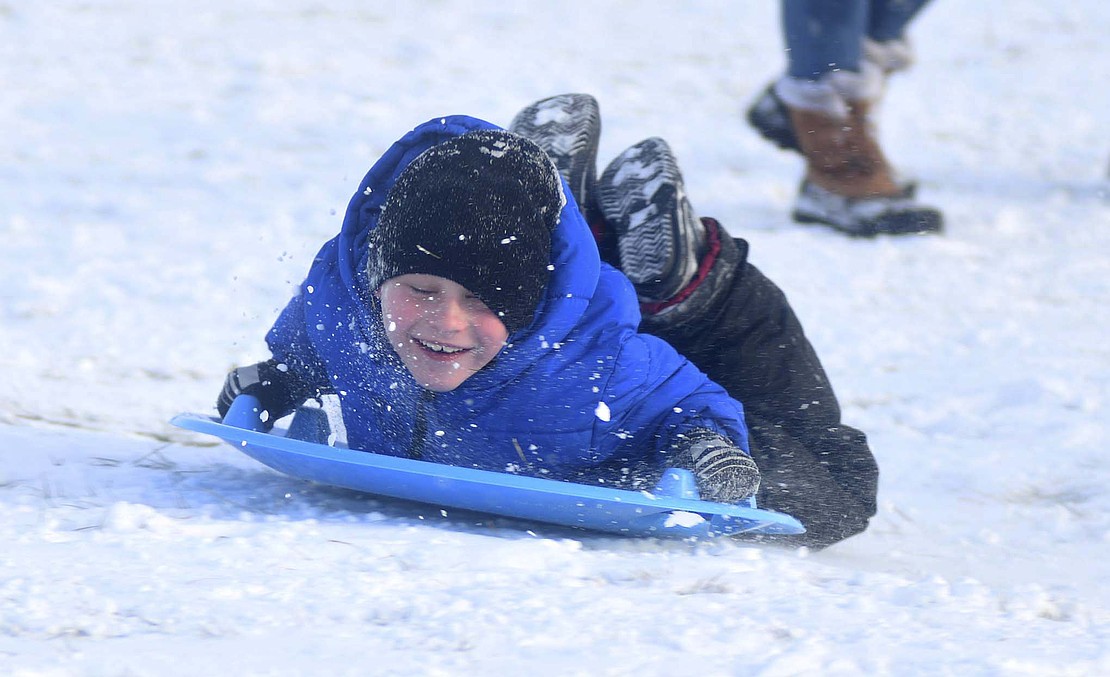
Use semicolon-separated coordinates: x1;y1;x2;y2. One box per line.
171;395;804;539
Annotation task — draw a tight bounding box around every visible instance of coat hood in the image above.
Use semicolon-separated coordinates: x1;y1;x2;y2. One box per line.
337;115;604;390
266;115;745;479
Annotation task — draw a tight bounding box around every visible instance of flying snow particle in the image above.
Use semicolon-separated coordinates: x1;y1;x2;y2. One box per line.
664;511;706;528
595;401;611;422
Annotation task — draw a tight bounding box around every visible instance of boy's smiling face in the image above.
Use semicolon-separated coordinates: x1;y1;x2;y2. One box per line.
378;273;510;392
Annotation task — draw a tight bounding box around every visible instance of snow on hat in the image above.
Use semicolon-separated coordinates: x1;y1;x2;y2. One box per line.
368;129;565;333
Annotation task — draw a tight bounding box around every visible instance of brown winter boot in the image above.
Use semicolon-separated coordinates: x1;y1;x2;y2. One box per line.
786;100;942;236
789;101;901;199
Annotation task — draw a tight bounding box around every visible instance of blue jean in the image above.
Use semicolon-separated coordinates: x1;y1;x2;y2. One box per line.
783;0;933;80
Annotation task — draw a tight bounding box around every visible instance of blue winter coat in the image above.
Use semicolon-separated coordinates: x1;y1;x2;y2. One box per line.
265;115;749;485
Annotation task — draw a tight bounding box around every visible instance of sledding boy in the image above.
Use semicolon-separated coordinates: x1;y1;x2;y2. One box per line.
221;95;881;548
219;119;762;509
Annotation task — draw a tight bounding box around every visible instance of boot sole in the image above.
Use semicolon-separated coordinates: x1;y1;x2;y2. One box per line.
793;206;944;237
597;138;688;293
509;94;600;215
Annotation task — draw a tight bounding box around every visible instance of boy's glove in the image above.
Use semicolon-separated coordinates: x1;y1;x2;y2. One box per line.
679;428;761;503
216;358;308;423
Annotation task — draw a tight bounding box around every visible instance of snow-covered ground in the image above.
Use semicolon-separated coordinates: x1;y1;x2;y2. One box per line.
2;1;1108;674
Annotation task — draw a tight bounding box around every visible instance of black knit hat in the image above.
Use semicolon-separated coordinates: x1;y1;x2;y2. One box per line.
368;129;565;333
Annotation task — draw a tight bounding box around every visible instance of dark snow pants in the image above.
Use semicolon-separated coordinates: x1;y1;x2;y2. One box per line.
639;221;879;549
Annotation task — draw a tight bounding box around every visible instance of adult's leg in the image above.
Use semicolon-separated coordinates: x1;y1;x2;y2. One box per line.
782;0;935;75
866;0;933;43
748;0;942;236
782;0;868;79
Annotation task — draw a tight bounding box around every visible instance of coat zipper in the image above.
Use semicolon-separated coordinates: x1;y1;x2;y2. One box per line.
410;389;434;459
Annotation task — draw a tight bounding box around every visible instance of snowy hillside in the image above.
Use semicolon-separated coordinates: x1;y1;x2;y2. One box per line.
2;1;1108;674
